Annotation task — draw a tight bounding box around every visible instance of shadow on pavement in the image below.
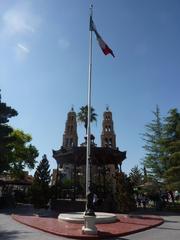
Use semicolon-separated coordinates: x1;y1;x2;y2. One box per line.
0;230;28;240
1;205;180;220
157;226;180;231
105;238;129;240
131;207;180;217
164;219;180;223
0;204;58;218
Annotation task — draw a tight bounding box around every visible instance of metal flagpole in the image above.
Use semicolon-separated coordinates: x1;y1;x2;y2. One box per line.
86;4;93;208
82;5;97;234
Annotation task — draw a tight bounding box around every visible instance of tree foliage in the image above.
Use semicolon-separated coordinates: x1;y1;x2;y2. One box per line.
9;129;39;179
31;154;51;208
115;172;136;212
142;106;180;190
0;93;38;176
0;94;18;173
129;165;143;187
162;109;180;190
77;105;97;133
142;105;165;180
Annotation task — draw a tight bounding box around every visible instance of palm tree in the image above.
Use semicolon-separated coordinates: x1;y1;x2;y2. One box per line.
77;105;97;134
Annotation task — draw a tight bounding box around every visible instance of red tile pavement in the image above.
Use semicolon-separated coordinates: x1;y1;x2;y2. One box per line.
12;214;164;239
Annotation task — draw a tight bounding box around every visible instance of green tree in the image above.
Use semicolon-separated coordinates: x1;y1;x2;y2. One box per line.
9;129;39;179
0;92;18;173
129;165;143;187
77;105;97;134
162;109;180;190
31;154;51;208
115;172;136;212
142;105;164;181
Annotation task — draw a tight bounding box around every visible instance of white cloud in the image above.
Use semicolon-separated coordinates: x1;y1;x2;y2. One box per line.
1;3;41;37
0;3;42;62
2;9;33;36
15;43;30;61
17;43;30;53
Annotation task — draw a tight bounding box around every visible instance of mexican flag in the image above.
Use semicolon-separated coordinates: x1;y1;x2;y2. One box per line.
90;16;115;58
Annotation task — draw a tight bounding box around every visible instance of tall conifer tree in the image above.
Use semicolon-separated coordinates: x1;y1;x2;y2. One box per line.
142;105;164;180
129;165;143;187
31;155;51;208
162;109;180;190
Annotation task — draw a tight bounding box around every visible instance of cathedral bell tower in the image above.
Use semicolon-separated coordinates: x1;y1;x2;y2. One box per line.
101;107;116;149
62;107;78;148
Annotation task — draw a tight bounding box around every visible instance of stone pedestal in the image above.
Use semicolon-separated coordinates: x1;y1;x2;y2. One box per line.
82;215;97;235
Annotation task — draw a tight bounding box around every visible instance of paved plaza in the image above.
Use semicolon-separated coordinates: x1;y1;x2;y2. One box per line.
0;206;180;240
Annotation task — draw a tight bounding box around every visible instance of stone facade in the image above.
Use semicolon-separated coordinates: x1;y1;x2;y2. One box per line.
101;107;116;148
62;107;78;148
52;107;126;198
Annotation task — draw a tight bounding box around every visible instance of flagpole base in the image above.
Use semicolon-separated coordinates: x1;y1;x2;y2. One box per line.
82;215;97;235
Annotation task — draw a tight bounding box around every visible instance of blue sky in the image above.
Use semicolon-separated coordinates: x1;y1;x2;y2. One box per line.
0;0;180;175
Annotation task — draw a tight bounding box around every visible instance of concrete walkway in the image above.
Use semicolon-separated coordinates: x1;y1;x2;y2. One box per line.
0;207;180;240
0;211;65;240
116;212;180;240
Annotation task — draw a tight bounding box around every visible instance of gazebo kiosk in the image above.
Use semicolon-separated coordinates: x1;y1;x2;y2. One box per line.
52;108;126;202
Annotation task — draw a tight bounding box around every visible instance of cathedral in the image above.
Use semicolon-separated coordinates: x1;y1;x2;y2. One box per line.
52;107;126;199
